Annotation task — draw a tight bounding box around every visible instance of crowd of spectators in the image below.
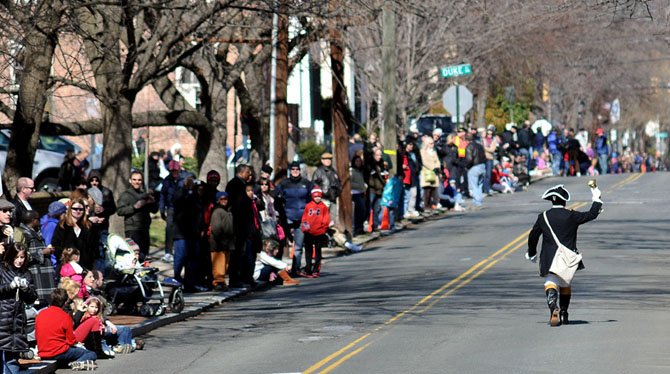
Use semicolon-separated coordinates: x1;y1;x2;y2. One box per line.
0;120;663;371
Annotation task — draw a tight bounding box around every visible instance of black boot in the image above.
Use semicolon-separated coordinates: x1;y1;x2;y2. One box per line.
559;287;571;325
546;288;560;327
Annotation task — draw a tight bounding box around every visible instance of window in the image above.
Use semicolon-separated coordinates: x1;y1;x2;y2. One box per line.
39;136;75;154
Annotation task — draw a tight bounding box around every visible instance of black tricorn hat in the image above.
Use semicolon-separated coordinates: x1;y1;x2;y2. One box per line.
541;184;571;202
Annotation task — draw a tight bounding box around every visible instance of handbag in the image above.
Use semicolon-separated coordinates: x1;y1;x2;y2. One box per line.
544;211;582;284
421;166;436;184
276;224;286;241
261;219;278;240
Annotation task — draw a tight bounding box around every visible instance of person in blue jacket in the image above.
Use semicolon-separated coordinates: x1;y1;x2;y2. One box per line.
595;128;609;174
276;162;312;276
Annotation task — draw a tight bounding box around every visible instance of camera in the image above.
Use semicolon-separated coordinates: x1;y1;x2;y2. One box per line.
1;225;13;246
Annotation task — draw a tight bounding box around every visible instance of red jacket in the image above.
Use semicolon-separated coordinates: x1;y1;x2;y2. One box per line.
35;306;77;358
301;200;330;236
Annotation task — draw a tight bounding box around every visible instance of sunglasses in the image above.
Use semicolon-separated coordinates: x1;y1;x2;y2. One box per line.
290;168;300;171
1;209;12;213
71;207;85;212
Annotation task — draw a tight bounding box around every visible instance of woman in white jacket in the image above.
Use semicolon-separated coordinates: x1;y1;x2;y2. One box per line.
420;136;441;211
253;240;299;286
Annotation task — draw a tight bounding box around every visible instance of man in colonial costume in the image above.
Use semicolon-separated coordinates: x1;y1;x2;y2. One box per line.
526;184;603;326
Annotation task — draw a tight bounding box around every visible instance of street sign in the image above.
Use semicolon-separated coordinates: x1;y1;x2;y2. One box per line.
440;64;472;78
658;132;668;139
442;85;473;125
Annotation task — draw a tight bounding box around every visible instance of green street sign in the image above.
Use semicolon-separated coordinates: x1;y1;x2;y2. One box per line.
440;64;472;78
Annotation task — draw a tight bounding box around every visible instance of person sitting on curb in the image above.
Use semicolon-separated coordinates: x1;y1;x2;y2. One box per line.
35;288;98;371
253;240;299;286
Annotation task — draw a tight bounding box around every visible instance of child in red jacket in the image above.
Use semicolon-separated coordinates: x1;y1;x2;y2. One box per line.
300;187;330;277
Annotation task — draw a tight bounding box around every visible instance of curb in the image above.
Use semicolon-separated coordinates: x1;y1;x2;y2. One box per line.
129;282;270;337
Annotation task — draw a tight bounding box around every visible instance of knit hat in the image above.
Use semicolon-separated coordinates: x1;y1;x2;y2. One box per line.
289;161;300;170
311;186;323;197
216;191;229;200
206;170;220;181
168;160;181;171
48;201;67;217
542;184;571;202
261;164;273;175
88;187;103;206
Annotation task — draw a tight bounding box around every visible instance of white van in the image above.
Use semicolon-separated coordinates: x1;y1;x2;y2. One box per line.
0;130;82;192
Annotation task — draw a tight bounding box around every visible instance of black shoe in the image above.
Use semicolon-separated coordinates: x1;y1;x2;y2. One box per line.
213;284;229;292
244;280;258;288
560;310;569;325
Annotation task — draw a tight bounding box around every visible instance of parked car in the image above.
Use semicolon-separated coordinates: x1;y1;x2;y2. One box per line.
416;115;453;136
0;130;82;192
226;143;251;179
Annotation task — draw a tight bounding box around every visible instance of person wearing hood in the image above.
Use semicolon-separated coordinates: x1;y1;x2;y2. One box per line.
276;161;311;276
87;170;117;233
526;184;603;327
41;201;67;268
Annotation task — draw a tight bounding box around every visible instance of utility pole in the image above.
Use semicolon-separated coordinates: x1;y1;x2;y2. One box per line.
330;0;352;235
272;1;289;173
381;3;397;174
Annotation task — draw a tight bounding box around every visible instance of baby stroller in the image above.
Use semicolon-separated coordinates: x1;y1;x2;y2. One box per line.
103;234;184;316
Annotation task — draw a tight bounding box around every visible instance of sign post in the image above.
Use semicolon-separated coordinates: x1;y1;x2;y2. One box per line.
442;85;473;127
440;63;473;126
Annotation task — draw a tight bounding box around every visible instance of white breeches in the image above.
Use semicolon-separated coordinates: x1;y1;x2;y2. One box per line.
544;273;570;289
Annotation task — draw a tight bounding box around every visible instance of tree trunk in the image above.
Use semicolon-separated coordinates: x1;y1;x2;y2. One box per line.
3;1;62;196
197;113;228;183
330;5;352;235
101;94;135;235
273;6;290;173
235;76;268;164
476;78;488;129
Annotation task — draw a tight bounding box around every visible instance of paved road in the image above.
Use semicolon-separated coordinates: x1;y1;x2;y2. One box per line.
94;173;670;374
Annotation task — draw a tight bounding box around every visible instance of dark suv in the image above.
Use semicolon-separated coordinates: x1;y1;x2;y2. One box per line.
416;115;453;136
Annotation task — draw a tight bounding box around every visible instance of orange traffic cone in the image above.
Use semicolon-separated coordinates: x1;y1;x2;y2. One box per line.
367;210;374;232
380;207;390;230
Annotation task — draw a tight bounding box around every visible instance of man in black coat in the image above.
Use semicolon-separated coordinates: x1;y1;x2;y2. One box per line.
225;164;255;287
11;177;35;227
526;184;603;326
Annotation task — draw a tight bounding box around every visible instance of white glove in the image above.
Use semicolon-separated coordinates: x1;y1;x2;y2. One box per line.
18;278;29;290
525;252;537;263
9;276;20;289
591;187;602;202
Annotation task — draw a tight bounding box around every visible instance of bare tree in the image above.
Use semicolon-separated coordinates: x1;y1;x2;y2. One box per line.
0;1;65;195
